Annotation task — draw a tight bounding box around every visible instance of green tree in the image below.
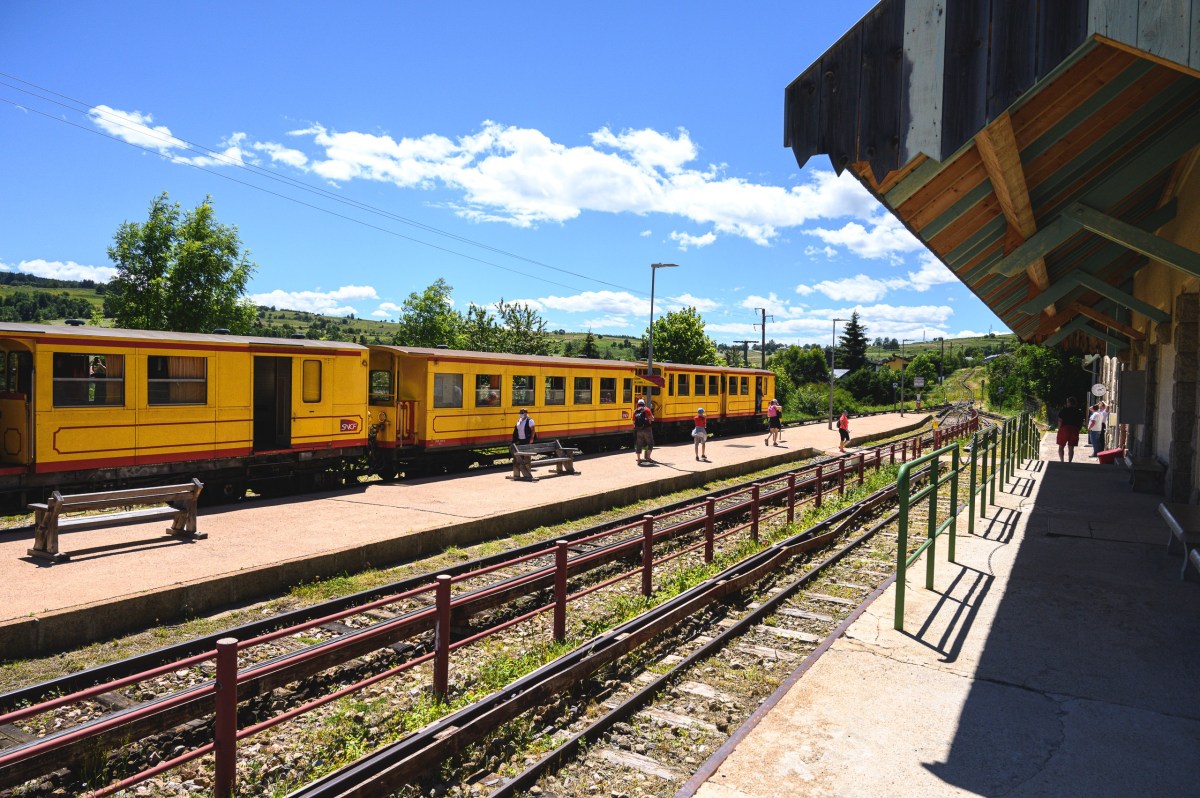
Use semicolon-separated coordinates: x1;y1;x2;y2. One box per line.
581;330;599;358
461;303;501;352
837;311;870;371
105;193;256;333
646;307;719;365
394;278;461;348
495;299;555;355
770;345;829;387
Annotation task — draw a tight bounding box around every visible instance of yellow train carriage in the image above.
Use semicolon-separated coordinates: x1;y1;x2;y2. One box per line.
0;323;368;501
368;347;645;455
656;364;774;425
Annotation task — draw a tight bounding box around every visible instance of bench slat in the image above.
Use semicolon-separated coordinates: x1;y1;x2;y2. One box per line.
57;507;182;531
47;482;201;506
47;492;197;514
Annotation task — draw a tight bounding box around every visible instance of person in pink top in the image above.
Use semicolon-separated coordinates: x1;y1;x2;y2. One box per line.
692;407;708;461
764;399;782;446
838;410;850;452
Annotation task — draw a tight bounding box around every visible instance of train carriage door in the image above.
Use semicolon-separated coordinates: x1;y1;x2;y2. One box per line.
719;374;728;418
0;346;33;464
253;356;291;450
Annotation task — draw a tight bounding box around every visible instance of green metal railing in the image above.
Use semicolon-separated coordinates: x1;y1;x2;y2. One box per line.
895;412;1037;631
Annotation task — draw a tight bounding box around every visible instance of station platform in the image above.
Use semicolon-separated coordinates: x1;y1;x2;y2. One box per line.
686;434;1200;798
0;411;927;661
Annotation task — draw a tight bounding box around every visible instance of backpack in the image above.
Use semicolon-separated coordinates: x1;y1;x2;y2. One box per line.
634;407;649;428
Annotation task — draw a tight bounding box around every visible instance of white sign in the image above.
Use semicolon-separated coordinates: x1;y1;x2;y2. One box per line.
913;377;925;388
1092;383;1106;397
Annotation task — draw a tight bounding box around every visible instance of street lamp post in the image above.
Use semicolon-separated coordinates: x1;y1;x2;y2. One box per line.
828;317;849;430
647;263;679;377
901;338;915;416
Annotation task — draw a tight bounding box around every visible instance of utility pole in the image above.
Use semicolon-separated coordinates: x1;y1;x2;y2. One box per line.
754;308;774;368
733;339;755;368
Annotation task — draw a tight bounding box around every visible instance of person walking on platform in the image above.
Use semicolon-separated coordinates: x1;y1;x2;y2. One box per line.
765;399;782;446
1087;404;1105;457
693;407;708;461
1056;396;1084;462
513;408;536;444
838;410;850;453
633;398;655;464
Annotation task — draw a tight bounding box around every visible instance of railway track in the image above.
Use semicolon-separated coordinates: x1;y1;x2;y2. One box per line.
0;413;991;797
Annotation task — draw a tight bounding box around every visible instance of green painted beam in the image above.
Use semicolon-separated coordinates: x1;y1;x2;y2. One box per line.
1066;203;1200;280
1043;317;1129;350
1015;274;1084;315
1074;272;1169;323
994;214;1082;277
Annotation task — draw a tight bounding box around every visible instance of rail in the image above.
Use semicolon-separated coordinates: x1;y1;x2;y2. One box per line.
0;415;983;798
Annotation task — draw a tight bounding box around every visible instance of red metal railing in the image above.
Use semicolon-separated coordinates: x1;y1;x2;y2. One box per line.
0;420;980;797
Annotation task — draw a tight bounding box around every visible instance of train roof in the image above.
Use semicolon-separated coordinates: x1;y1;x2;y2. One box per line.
0;322;366;352
375;345;773;374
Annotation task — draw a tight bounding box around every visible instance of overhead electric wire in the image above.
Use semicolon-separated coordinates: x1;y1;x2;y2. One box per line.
0;71;647;297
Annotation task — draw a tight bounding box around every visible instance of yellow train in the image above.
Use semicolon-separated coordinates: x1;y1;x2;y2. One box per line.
0;323;773;505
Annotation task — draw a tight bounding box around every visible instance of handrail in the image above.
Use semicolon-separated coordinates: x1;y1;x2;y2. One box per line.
894;444;960;631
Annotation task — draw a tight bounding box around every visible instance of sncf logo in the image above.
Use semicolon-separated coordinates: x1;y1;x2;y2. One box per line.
340;419;360;432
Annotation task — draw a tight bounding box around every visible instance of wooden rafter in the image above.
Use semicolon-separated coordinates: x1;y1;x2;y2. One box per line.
1072;302;1145;341
975;114;1053;314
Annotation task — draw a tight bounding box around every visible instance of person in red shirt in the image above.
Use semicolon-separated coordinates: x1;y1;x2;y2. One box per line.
633;398;655;463
692;407;708;461
838;410;850;452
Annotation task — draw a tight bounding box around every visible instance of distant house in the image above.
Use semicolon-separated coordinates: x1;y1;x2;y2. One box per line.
880;355;911;372
832;368;850;381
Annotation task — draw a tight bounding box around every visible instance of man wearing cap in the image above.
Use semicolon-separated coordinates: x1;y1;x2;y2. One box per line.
633;398;655;463
692;407;708;461
511;409;536;480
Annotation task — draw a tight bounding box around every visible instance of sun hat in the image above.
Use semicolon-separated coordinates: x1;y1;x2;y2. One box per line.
697;407;705;414
518;408;527;414
637;398;645;405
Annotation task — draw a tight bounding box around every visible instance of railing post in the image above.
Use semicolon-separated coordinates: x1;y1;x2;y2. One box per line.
838;459;846;496
874;448;882;472
926;459;939;590
434;574;451;700
895;467;910;630
989;427;998;507
214;637;238;798
554;540;568;642
750;484;760;543
968;431;978;536
949;447;960;563
890;443;895;465
642;515;654;596
704;497;715;563
857;452;865;485
815;465;824;509
786;474;796;524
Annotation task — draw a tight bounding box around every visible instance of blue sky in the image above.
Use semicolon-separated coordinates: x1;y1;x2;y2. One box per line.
0;1;1010;347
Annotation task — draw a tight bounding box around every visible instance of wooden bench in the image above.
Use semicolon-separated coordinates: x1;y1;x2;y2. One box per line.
27;479;205;563
1157;502;1200;582
510;440;582;480
1125;454;1166;494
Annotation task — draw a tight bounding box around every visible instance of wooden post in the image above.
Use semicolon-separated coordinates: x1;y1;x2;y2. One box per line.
434;575;451;700
642;515;654;597
815;464;824;509
554;540;568;642
838;458;846;496
786;474;796;524
214;638;239;798
750;484;760;543
857;452;865;485
704;497;715;563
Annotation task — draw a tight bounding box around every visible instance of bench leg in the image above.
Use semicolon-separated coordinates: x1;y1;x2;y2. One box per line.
165;506;207;540
28;510;69;563
513;455;533;480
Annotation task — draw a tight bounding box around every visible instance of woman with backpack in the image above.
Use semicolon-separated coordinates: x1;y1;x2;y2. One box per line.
633;398;655;464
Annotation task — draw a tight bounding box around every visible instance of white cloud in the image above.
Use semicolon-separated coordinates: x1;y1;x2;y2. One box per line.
249;284;379;314
639;229;652;237
530;290;648;316
671;293;720;313
804;244;838;259
583;314;631;329
907;252;959;291
253;140;309;168
1;258;117;282
806;213;924;261
88;105;186;153
795;274;907;303
669;231;717;250
371;301;404;318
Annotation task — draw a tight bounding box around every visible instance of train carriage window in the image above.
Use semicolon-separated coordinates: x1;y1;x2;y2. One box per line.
622;378;632;403
53;353;124;407
5;351;31;397
695;375;705;396
667;375;673;396
573;377;592;405
512;375;535;406
709;375;718;395
740;376;749;395
433;373;463;408
148;356;207;405
677;374;690;396
599;377;616;404
369;369;393;406
544;376;565;405
302;360;322;403
475;374;501;407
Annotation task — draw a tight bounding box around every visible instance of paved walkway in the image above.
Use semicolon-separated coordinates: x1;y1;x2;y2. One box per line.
689;434;1200;798
0;412;926;659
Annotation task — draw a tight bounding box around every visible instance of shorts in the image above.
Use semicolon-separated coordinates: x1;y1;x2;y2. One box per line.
692;428;707;442
635;427;655;452
768;416;781;429
839;428;850;441
1056;425;1080;446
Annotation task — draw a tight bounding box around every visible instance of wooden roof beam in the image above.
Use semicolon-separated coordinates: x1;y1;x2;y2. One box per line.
1072;302;1146;341
1044;317;1129;350
975;113;1054;313
1066;202;1200;280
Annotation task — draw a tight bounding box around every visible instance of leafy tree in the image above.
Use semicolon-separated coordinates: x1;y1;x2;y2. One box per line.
985;343;1072;413
461;303;501;352
905;353;940;387
394;278;461;348
646;307;719;366
770;345;829;387
495;299;554;355
581;330;599;358
837;311;870;371
105;192;256;333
